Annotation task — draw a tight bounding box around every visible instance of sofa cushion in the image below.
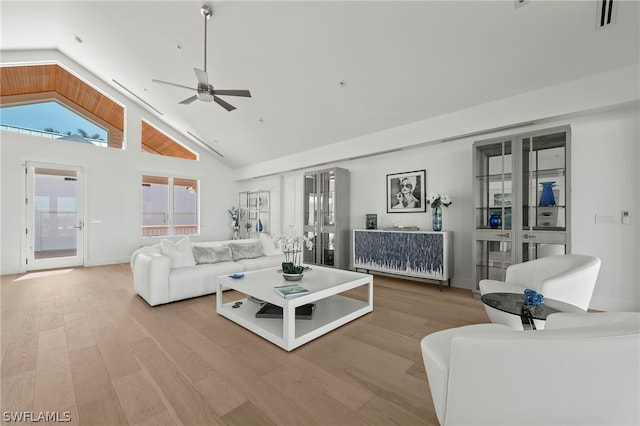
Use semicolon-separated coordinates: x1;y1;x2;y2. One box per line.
236;254;286;271
228;240;264;260
160;236;196;268
192;246;233;264
259;233;282;256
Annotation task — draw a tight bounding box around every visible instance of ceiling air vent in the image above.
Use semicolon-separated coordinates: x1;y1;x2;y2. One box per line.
596;0;616;29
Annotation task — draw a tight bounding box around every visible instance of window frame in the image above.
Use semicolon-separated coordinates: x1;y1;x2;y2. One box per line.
141;174;200;238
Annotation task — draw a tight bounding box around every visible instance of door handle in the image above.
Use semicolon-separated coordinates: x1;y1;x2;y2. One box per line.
74;220;84;230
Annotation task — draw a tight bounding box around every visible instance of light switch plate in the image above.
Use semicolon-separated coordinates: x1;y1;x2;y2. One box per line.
622;211;630;224
595;213;621;224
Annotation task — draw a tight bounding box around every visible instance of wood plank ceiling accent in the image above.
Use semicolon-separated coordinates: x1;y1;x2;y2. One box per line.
0;64;125;148
141;121;196;161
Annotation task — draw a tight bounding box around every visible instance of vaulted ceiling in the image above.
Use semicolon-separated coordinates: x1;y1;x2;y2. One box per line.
1;1;638;169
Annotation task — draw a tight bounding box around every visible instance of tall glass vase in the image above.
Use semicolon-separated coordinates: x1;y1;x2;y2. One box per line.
539;181;557;206
232;226;239;240
432;206;442;231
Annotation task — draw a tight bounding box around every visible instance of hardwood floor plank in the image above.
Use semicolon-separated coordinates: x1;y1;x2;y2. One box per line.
68;345;128;425
1;306;40;378
92;323;141;380
154;370;226;425
129;337;224;425
112;370;166;425
131;409;178;426
263;367;371;426
1;370;35;421
192;370;248;416
342;364;432;420
39;298;65;332
266;354;374;412
346;322;426;367
63;311;96;352
359;395;432;426
222;401;277;426
32;364;76;414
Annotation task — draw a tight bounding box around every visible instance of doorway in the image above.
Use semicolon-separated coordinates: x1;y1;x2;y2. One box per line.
26;162;84;270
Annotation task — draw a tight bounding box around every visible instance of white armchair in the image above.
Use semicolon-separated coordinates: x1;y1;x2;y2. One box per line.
479;254;601;328
421;312;640;426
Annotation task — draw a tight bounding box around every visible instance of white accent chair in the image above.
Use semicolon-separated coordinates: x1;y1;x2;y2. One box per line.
421;312;640;426
479;254;601;329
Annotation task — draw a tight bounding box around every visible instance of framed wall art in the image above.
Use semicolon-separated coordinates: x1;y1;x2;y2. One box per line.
387;169;426;213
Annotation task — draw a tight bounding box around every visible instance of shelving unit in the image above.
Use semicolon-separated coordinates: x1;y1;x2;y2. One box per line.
239;190;270;239
302;167;350;269
472;126;571;293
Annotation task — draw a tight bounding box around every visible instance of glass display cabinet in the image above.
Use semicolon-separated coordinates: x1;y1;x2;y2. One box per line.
239;190;269;239
472;126;571;293
302;167;350;269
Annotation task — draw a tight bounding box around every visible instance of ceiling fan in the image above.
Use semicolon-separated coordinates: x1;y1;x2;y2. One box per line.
152;5;251;112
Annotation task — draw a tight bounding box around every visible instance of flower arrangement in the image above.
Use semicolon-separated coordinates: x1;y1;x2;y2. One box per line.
427;193;452;209
228;207;245;239
273;234;314;274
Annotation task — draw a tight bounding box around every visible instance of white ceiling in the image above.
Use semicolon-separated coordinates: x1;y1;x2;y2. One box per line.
1;1;639;169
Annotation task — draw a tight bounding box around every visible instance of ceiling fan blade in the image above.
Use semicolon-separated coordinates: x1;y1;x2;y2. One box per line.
213;89;251;98
194;68;208;86
179;95;199;105
213;96;236;111
152;79;195;92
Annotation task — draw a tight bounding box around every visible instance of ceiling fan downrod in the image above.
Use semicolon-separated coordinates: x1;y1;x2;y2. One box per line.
201;5;212;74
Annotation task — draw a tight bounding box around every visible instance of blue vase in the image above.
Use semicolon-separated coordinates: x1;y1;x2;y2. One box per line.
539;182;557;207
432;206;442;231
489;213;502;229
256;219;263;232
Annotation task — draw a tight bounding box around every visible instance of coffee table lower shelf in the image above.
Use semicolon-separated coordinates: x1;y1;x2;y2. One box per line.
218;295;371;351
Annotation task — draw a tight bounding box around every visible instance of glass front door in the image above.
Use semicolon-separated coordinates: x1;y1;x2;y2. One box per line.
26;162;84;270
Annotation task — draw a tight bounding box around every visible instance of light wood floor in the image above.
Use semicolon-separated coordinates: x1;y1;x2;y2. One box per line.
1;264;489;425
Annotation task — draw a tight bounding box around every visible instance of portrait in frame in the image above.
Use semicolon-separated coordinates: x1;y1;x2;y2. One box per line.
387;170;426;213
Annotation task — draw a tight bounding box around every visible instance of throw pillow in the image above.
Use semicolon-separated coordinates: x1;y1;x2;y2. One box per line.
160;236;196;268
192;246;233;264
228;240;264;261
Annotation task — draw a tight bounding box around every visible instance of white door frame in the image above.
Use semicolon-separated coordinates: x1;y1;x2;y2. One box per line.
25;161;85;271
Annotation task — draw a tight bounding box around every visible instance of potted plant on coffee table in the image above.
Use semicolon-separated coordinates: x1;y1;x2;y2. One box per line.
274;234;314;281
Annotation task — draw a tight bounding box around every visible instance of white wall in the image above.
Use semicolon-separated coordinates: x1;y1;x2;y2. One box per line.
238;104;639;312
1;52;239;274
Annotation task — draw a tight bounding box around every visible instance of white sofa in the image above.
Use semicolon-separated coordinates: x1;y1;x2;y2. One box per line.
421;312;640;426
130;234;285;306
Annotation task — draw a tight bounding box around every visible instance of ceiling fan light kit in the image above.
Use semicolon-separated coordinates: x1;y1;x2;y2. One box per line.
152;4;251;111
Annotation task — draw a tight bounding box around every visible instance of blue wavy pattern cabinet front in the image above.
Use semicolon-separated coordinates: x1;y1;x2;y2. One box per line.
353;230;452;282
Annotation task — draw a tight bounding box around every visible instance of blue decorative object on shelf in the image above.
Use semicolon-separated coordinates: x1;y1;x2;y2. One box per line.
523;289;544;306
489;213;502;229
256;219;263;232
539;182;557;206
432;206;442;231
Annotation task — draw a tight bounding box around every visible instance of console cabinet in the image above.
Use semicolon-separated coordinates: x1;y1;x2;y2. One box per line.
353;229;453;291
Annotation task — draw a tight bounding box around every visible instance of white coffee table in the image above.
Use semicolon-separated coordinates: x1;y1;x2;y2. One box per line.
216;266;373;351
